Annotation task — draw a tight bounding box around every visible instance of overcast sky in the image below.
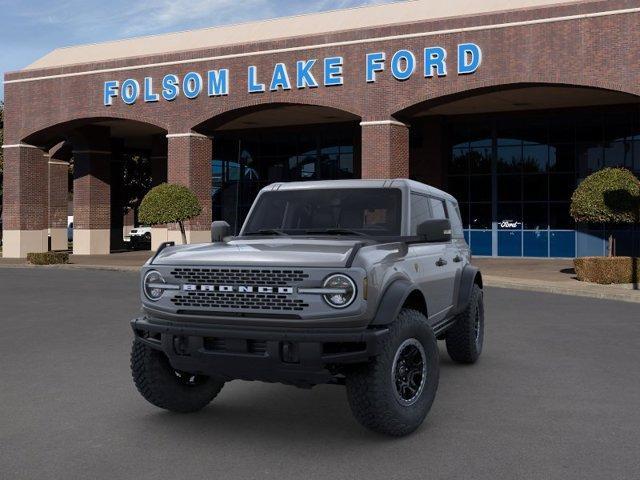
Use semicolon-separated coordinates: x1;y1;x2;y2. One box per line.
0;0;402;100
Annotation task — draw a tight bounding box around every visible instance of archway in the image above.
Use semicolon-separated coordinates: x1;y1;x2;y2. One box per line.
193;103;362;233
397;84;640;258
17;118;167;255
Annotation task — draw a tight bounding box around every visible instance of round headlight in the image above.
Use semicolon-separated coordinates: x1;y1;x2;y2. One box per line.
143;270;166;301
322;274;357;309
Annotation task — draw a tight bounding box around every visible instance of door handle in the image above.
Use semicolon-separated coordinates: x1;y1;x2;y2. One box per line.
436;258;448;267
453;255;463;263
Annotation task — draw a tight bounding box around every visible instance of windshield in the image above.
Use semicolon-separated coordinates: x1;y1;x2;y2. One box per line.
243;188;402;237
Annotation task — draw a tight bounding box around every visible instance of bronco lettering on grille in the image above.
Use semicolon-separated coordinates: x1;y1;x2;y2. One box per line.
182;285;295;294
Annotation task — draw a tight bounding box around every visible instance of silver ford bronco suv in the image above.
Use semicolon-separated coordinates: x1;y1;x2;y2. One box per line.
131;179;484;436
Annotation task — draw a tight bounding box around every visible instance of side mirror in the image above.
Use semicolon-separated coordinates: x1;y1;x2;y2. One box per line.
211;221;231;243
416;219;452;243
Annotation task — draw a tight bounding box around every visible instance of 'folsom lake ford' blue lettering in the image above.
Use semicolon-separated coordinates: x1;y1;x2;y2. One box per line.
103;43;481;106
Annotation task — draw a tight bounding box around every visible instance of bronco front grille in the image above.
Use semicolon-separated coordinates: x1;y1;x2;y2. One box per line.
170;268;309;286
170;291;309;311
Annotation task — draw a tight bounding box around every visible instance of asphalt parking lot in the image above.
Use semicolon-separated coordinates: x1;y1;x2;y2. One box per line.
1;268;639;479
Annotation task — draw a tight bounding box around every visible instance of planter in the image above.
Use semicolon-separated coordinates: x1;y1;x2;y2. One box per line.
574;256;640;284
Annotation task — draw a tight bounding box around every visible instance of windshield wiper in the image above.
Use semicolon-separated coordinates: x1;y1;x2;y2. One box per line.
245;229;289;236
304;228;369;237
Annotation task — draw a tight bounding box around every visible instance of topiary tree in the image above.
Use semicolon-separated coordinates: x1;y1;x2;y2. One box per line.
139;183;202;245
570;168;640;256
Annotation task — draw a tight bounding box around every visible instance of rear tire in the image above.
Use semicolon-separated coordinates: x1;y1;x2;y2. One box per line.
345;309;439;436
445;284;484;364
131;341;225;413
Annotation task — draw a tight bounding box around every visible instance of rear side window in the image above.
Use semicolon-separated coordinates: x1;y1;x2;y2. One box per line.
446;200;464;238
429;198;448;220
410;193;432;234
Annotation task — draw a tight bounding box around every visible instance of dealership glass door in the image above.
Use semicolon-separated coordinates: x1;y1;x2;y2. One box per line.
212;123;359;234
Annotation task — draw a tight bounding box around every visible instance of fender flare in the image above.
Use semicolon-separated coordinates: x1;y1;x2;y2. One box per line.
454;265;483;315
370;278;416;326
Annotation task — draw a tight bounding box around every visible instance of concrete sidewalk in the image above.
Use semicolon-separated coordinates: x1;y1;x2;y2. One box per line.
1;250;639;303
0;250;152;272
473;258;640;303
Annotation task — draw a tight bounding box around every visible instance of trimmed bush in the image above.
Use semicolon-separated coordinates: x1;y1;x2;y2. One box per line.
570;168;640;224
139;183;202;244
27;252;69;265
574;256;640;284
570;168;640;257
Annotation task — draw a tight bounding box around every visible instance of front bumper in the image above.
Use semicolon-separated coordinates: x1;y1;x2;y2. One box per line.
131;316;389;386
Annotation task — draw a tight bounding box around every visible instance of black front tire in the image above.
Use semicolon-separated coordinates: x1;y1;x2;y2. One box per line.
445;284;484;364
345;309;439;436
131;341;225;413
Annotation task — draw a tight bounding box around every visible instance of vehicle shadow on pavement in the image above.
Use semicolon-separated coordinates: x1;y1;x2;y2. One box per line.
135;384;388;442
132;349;463;443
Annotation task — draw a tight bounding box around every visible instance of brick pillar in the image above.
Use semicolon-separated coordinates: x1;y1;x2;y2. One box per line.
1;143;49;258
360;120;410;179
48;143;70;251
150;134;169;250
71;127;112;255
166;133;212;244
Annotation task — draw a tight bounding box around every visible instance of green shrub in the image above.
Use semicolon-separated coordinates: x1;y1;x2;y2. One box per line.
570;168;640;224
574;256;640;284
27;252;69;265
570;168;640;256
139;183;202;244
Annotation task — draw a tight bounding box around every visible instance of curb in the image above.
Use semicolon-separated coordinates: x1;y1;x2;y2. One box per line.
483;275;640;304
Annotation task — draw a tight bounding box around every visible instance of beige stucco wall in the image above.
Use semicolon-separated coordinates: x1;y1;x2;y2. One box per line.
49;228;68;252
73;229;110;255
2;230;48;258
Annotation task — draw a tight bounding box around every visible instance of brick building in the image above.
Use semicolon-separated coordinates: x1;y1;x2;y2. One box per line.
2;0;640;258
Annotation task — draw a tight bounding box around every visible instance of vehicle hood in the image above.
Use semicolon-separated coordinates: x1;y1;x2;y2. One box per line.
151;238;366;268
